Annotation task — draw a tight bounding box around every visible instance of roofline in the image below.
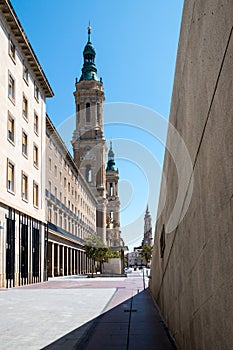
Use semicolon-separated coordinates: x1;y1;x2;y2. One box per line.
0;0;54;97
46;114;98;205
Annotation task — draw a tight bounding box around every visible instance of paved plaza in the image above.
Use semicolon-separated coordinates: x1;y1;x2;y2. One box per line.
0;271;177;349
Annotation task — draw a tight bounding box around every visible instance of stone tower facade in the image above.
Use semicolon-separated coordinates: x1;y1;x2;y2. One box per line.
106;142;123;248
142;206;153;246
72;26;107;243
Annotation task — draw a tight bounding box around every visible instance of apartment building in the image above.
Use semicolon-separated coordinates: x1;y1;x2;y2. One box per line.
46;115;97;276
0;0;53;287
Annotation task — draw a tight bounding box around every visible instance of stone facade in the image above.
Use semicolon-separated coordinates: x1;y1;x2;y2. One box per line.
0;0;53;287
72;27;125;249
0;2;125;287
106;142;123;248
149;1;233;349
46;115;97;277
72;78;107;244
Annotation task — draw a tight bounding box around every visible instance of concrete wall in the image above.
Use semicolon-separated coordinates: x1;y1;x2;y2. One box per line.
149;1;233;349
103;258;122;275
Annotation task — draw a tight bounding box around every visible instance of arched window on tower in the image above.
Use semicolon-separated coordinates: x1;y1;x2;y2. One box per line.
86;103;90;123
110;183;113;196
97;103;100;124
86;165;92;183
77;104;80;123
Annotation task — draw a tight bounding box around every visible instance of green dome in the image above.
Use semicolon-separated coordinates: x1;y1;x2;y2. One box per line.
83;41;95;56
79;26;99;82
106;142;116;171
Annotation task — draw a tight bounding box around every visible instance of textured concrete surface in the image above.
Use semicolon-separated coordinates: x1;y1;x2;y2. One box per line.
0;271;176;349
0;286;116;349
150;0;233;349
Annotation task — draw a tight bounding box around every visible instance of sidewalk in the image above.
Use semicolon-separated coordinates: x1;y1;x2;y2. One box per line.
68;288;178;350
0;271;177;349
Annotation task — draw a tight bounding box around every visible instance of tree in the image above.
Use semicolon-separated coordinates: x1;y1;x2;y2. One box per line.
139;245;153;266
84;235;110;276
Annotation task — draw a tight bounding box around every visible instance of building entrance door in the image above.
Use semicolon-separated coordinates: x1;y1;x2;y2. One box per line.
32;227;40;283
6;216;15;288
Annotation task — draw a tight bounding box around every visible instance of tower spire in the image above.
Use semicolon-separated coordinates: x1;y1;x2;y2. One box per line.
88;21;91;42
79;24;99;81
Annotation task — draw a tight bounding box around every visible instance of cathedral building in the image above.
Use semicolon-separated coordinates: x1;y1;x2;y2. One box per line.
72;26;125;249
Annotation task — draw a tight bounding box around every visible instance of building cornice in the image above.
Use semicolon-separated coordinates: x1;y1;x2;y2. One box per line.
0;0;54;97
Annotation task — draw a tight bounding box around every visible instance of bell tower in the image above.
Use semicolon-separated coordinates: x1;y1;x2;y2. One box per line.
106;142;124;248
72;26;107;243
142;205;153;246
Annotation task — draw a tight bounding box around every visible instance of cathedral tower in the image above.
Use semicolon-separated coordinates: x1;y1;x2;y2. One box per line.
106;142;123;247
142;205;153;246
72;26;107;243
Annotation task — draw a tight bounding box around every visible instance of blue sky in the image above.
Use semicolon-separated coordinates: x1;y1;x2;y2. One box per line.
11;0;184;250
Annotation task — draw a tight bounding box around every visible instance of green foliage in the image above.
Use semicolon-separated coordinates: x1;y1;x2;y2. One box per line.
107;250;120;259
84;235;109;263
84;235;122;275
139;245;153;264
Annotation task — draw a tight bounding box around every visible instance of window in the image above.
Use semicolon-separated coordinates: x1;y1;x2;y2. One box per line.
9;39;16;60
8;73;15;101
54;186;57;197
7;113;14;143
49;158;52;171
21;172;28;200
110;183;113;196
86;103;90;122
23;64;28;83
64;177;67;188
68;182;70;192
54;165;57;177
97;103;100;124
86;165;92;183
48;206;52;221
48;181;51;192
22;131;28;156
34;82;39;101
33;181;39;207
77;104;80;123
33;144;38;167
34;113;39;134
7;160;14;192
22;95;28;120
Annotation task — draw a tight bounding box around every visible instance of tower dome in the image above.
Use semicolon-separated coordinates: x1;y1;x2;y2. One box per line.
79;25;99;81
106;141;116;171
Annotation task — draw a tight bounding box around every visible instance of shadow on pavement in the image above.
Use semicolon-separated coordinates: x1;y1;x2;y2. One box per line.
42;289;178;350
